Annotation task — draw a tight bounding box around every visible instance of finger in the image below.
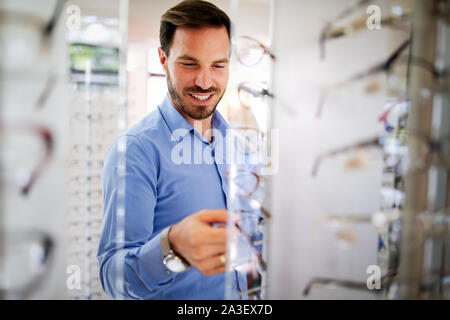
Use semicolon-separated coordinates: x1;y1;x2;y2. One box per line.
192;244;226;261
197;255;227;275
202;265;226;276
202;226;227;244
197;209;228;224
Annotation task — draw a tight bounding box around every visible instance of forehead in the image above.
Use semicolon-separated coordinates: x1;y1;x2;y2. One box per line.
170;26;230;60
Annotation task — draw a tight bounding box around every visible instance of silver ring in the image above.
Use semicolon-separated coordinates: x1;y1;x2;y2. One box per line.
219;254;226;265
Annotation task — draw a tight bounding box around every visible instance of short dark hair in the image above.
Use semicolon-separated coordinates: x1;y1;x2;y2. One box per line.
160;0;231;56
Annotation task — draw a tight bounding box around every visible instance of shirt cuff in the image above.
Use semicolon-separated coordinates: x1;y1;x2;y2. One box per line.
137;232;177;288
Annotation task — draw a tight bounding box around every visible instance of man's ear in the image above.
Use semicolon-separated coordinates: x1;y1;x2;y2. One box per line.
158;47;168;72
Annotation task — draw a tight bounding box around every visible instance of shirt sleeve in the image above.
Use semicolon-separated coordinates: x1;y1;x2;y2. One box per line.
97;134;176;299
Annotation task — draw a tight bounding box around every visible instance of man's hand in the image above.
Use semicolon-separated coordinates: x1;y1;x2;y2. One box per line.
168;209;228;276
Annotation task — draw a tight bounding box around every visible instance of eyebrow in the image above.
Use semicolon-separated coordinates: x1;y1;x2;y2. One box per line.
177;55;229;64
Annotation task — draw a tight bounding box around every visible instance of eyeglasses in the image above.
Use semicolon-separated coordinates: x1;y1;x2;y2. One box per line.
72;143;104;156
316;43;450;118
68;188;103;201
319;0;410;60
71;112;116;123
235;263;264;300
237;82;296;116
302;268;397;297
311;130;449;177
0;123;54;195
234;221;267;272
238;82;273;109
0;227;54;299
69;158;104;170
377;100;409;133
228;126;267;160
148;72;165;78
69;173;102;189
318;0;371;59
316;39;411;118
234;36;275;67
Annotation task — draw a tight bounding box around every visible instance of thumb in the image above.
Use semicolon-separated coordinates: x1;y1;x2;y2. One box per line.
197;209;228;224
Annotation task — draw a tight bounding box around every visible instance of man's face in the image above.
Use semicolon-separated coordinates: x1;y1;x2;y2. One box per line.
158;26;230;120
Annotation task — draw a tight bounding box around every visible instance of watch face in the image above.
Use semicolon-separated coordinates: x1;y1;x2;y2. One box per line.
165;256;187;273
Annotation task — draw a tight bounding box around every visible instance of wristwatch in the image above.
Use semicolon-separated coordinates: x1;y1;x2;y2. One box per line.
160;226;190;273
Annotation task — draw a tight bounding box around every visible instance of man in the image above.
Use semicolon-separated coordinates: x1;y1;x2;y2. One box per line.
98;0;247;299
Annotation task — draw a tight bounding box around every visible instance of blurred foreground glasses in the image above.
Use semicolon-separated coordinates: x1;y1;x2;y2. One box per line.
0;228;54;299
316;39;450;118
234;36;275;67
0;123;54;195
319;0;410;60
316;39;410;118
311;130;449;177
302;269;397;297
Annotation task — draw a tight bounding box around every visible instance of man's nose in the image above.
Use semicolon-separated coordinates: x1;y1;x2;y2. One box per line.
194;68;213;90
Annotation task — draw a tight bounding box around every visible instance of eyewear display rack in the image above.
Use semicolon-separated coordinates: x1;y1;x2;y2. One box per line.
66;0;128;300
398;0;450;300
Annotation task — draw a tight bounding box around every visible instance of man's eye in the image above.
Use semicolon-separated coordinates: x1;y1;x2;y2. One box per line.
213;65;226;69
182;63;196;67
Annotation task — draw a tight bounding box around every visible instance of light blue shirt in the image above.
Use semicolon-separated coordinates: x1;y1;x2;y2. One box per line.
98;94;246;299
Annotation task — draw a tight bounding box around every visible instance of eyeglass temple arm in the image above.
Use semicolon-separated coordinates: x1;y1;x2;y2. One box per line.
43;0;67;37
316;39;411;119
311;136;381;177
303;269;397;296
234;223;267;271
319;0;373;60
0;124;54;195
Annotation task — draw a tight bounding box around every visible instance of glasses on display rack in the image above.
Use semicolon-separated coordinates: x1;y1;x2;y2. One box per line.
302;268;398;297
69;233;102;248
313;209;402;232
149;72;165;78
238;82;296;116
234;36;275;67
318;0;411;60
377;100;409;133
0;228;54;299
311;129;450;178
68;203;103;216
68;218;103;236
316;39;410;118
68;173;102;189
235;262;265;299
71;143;104;156
69;158;104;170
316;41;450;118
71;112;117;123
68;188;103;201
0;123;54;195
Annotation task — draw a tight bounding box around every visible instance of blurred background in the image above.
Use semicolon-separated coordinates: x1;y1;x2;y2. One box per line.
0;0;448;300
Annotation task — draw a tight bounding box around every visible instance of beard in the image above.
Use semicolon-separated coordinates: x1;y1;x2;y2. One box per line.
166;69;225;120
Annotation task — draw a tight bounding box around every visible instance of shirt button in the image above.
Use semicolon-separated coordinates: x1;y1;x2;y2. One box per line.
165;270;171;275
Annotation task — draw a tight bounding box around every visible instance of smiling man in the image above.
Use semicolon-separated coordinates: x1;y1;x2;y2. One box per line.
97;0;246;299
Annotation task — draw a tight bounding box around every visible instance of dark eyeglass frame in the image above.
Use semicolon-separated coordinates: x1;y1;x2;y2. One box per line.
316;39;411;118
316;39;450;118
319;0;411;60
238;82;274;109
302;268;397;296
319;0;372;60
311;130;450;177
0;227;54;299
0;123;54;195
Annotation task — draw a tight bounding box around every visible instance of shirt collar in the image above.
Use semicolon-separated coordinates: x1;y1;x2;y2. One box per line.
158;94;229;140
